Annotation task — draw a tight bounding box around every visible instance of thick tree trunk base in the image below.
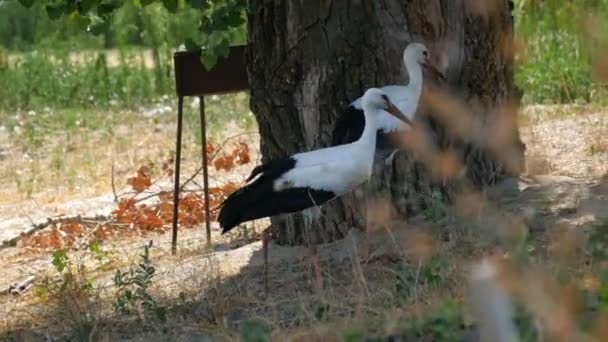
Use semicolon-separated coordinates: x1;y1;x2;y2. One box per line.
248;0;522;246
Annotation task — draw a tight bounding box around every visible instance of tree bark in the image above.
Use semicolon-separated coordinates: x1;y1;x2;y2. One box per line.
246;0;523;245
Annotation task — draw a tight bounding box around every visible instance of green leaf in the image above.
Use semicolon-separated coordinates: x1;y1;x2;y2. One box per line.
240;320;270;342
162;0;179;12
200;52;218;71
225;10;245;27
70;13;91;30
215;38;230;58
184;38;201;51
18;0;35;8
188;0;208;9
140;0;157;7
343;328;364;342
199;15;213;32
154;306;167;322
97;3;119;16
77;0;98;14
88;21;109;35
46;4;67;20
52;250;69;273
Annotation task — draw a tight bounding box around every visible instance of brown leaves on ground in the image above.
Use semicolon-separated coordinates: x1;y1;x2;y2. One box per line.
126;165;152;193
213;142;251;171
20;141;250;250
20;220;113;251
21;183;240;251
112;181;238;234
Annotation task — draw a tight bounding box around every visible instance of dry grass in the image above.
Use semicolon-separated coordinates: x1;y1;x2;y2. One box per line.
1;105;608;340
0;108;259;236
1;116;182;203
520;105;608;178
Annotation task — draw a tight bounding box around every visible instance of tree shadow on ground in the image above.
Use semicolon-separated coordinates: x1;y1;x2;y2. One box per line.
2;176;608;341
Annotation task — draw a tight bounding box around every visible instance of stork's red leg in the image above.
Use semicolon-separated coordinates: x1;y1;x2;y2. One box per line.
363;220;371;262
308;244;322;291
263;229;269;295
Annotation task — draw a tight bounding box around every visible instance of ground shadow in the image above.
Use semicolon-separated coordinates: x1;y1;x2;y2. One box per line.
2;176;607;341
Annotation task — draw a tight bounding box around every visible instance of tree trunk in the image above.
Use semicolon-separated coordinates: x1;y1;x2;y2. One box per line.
246;0;523;245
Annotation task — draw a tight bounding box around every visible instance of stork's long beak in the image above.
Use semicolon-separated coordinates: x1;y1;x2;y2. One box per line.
423;62;447;82
385;102;413;126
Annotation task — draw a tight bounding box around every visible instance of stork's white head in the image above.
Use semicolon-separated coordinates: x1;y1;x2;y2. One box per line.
361;88;412;125
403;42;429;66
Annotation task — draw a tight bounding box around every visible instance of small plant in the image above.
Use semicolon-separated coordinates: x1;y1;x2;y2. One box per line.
34;249;101;340
240;319;271;342
396;300;466;341
342;327;365;342
52;249;70;272
587;217;608;262
585;217;608;313
113;243;166;322
512;303;540;342
395;256;447;300
422;189;450;223
314;302;331;321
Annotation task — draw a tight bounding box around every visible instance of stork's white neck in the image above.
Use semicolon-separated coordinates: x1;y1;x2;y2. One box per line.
405;57;423;94
351;108;380;178
357;108;379;148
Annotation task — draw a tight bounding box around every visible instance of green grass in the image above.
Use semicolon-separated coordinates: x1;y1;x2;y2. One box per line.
0;47;172;111
515;0;608;104
0;0;606;119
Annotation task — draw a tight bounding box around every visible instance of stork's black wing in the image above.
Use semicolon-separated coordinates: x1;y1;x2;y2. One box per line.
331;105;366;146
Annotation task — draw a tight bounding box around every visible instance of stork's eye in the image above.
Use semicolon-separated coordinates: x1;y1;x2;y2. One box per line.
381;94;389;103
423;51;428;57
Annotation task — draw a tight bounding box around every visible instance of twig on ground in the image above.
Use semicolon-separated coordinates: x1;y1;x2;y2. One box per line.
111;163;118;203
179;131;258;192
78;220;113;250
5;276;37;296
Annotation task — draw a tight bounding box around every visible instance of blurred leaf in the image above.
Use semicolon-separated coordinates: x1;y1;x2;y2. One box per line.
587;218;608;261
88;21;108;35
70;13;91;30
185;38;200;51
77;0;98;13
200;52;218;71
140;0;157;7
97;3;119;16
225;9;244;27
46;4;67;20
199;14;213;32
188;0;208;9
162;0;178;13
18;0;35;8
216;38;230;58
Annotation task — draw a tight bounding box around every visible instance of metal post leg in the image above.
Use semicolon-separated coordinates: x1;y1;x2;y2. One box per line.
171;96;184;255
199;96;212;247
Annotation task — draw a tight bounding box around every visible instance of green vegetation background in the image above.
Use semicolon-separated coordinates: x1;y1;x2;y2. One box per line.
1;0;607;111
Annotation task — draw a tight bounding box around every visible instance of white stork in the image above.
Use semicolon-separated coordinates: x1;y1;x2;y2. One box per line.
218;88;411;288
331;43;442;164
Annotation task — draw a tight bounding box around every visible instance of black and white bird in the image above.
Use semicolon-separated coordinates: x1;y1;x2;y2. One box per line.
218;88;412;288
331;43;440;164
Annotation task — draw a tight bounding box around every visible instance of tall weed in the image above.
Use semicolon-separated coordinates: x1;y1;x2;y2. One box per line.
515;0;608;104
